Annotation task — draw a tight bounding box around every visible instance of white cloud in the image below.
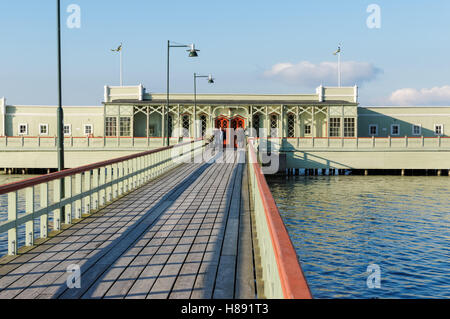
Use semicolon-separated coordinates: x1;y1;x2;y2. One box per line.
263;61;382;87
388;86;450;106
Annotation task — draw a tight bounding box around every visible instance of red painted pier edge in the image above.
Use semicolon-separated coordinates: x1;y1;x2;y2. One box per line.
248;139;312;299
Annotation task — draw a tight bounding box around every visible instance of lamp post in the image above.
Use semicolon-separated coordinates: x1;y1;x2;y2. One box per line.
56;0;65;225
193;73;214;139
56;0;64;172
166;41;199;146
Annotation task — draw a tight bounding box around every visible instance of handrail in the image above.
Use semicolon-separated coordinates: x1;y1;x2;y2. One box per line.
247;138;312;299
0;138;207;256
0;139;200;195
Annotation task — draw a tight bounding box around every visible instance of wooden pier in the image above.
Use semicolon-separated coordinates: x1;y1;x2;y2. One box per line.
0;140;311;299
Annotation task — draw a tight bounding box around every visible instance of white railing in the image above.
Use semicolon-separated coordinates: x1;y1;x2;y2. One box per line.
0;136;186;149
0;139;206;256
282;136;450;149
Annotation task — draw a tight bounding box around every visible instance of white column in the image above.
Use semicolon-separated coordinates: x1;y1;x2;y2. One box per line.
1;97;5;137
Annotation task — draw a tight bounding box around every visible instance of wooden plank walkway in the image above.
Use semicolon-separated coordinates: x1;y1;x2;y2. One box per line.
0;150;256;299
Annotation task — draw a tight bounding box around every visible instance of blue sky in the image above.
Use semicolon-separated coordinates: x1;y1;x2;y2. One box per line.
1;0;450;106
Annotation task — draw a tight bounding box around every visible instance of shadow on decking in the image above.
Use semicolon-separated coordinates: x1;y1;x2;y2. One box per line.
46;162;214;299
51;150;248;299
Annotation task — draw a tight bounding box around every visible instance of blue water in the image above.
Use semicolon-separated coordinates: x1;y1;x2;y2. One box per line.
267;175;450;299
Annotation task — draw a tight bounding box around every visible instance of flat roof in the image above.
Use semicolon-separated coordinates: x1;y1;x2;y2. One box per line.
106;99;357;106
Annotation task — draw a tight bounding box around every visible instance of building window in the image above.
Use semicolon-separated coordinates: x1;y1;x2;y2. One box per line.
63;124;71;136
369;124;378;136
200;115;207;137
391;124;400;136
39;124;49;135
84;124;93;136
329;118;341;137
18;123;28;135
412;124;421;136
182;115;190;137
304;124;311;135
435;124;444;136
270;114;278;137
119;117;131;137
105;117;117;137
287;113;295;138
253;114;260;137
344;118;355;137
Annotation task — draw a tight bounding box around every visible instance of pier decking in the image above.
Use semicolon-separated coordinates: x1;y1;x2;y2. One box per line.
0;150;256;299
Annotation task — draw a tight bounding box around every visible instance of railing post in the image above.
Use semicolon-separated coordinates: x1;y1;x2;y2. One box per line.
25;187;34;247
92;168;99;210
118;162;124;196
389;136;392;148
64;176;72;224
40;183;49;239
106;165;113;202
99;167;106;206
112;163;119;199
131;158;137;189
53;179;62;231
438;135;441;148
74;173;82;219
405;135;408;148
372;136;375;148
123;160;129;193
84;170;92;215
8;191;18;255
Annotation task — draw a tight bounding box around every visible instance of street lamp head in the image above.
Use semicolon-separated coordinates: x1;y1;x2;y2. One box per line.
208;74;215;84
187;44;199;57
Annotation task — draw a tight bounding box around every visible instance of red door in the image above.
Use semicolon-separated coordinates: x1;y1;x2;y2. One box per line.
215;118;229;147
231;117;245;148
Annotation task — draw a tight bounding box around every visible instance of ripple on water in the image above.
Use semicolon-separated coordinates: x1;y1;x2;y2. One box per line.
267;175;450;299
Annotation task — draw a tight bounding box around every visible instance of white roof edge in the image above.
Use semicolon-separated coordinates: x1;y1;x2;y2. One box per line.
6;105;103;108
361;105;450;108
146;92;319;97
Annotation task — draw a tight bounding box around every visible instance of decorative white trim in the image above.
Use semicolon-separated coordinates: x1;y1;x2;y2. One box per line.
104;85;109;103
6;113;103;117
1;97;5;136
354;85;359;103
39;123;49;136
369;124;378;136
316;85;324;102
359;114;450;117
139;83;144;101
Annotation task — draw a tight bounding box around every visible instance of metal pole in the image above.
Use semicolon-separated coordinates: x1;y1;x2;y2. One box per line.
194;73;197;139
166;41;170;146
56;0;64;172
56;0;65;223
338;51;341;87
120;48;123;86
